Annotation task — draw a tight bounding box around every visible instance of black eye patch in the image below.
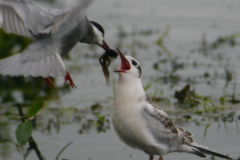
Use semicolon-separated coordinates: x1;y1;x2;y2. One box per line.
132;60;137;66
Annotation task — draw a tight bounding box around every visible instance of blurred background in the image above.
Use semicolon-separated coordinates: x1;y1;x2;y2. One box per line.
0;0;240;159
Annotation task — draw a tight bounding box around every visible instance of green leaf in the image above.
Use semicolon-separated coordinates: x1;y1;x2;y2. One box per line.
156;26;171;45
97;115;105;123
16;121;33;146
203;121;212;139
220;96;226;106
27;101;44;118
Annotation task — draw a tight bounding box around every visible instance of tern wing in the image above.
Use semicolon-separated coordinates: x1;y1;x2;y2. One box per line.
0;0;65;37
142;94;232;159
0;40;66;78
40;0;94;36
0;0;93;37
142;95;189;147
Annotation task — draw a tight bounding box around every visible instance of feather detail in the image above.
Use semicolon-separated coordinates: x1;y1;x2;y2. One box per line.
2;4;30;37
0;52;66;78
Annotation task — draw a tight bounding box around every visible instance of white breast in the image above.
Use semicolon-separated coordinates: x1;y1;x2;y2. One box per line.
111;86;164;155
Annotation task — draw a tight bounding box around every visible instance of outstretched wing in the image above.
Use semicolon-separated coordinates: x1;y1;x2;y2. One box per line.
0;0;94;78
0;40;66;78
41;0;94;36
0;0;93;37
0;0;65;37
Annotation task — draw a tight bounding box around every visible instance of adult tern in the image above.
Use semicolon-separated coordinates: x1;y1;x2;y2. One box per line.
0;0;117;88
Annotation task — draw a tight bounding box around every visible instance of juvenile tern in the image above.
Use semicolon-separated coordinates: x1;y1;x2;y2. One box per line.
112;49;232;160
0;0;117;88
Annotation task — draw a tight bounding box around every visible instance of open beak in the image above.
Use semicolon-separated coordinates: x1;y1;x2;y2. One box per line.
114;49;131;73
101;40;110;51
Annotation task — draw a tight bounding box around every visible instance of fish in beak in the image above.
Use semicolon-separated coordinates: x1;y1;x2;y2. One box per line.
99;42;118;83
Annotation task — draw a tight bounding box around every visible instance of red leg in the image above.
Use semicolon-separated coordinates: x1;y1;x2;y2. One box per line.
64;71;77;89
150;156;154;160
159;156;163;160
46;77;54;88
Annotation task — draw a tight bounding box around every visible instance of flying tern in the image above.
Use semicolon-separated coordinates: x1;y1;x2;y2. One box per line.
0;0;117;88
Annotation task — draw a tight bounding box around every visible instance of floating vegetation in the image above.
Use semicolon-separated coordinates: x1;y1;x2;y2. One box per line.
116;25;160;38
198;32;240;55
204;121;212;138
174;84;199;108
156;26;170;46
96;115;110;133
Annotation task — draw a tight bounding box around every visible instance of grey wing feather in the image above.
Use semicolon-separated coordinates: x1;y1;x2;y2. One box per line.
0;0;53;36
142;106;184;147
39;0;94;36
0;0;89;36
142;95;193;147
0;42;66;78
20;37;58;61
1;3;31;37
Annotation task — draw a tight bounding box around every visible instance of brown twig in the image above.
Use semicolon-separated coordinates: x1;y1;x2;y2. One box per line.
56;141;73;160
16;103;46;160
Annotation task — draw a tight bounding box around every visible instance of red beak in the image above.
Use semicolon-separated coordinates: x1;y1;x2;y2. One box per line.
114;49;131;73
101;40;109;51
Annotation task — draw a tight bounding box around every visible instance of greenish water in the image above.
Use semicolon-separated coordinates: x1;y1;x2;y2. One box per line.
1;0;240;159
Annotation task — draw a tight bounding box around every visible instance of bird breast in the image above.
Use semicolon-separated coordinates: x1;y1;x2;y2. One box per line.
112;87;155;147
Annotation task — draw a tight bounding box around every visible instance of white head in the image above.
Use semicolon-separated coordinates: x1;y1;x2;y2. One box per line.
90;21;109;51
114;49;142;82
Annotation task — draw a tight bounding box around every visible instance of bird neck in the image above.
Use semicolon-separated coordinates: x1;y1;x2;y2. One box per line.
91;24;103;45
117;75;145;104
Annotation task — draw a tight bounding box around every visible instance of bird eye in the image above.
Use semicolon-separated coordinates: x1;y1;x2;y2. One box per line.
132;60;137;66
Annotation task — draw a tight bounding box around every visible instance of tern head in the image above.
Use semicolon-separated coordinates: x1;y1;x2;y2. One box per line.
90;21;109;51
114;49;142;80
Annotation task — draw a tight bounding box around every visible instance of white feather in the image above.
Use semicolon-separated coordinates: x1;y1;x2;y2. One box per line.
0;52;66;78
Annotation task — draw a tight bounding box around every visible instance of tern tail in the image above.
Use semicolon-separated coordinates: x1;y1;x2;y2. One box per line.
189;144;232;160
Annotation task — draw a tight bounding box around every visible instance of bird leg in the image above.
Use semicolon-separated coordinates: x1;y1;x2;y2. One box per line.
159;156;163;160
46;77;54;88
64;71;77;89
149;156;154;160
